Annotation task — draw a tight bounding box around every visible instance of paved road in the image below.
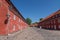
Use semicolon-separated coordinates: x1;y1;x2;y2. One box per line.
12;27;44;40
33;27;60;40
0;27;60;40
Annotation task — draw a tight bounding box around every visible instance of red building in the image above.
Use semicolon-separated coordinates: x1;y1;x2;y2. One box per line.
39;10;60;30
0;0;28;35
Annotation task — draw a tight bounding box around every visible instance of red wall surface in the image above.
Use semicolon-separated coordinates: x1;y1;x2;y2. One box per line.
0;0;28;35
39;10;60;30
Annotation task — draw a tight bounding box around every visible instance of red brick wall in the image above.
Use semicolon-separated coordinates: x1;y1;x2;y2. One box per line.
39;11;60;30
0;0;28;35
0;0;8;35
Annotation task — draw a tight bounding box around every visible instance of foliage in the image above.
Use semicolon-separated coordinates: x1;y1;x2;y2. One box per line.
39;18;43;21
26;18;32;25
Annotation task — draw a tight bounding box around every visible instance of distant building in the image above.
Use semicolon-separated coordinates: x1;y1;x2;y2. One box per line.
0;0;28;35
30;22;39;27
38;10;60;30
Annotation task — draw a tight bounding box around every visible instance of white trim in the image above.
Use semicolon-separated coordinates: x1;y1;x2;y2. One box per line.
18;25;20;29
54;25;56;29
58;19;60;23
19;19;20;22
14;15;16;20
59;25;60;28
13;25;15;31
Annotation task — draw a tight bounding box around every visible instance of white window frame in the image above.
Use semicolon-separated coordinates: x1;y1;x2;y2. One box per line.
58;18;60;23
18;25;20;29
19;19;20;22
13;25;15;31
14;15;16;20
54;25;56;29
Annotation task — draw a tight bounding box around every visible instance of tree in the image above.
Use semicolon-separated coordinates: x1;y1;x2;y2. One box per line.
34;22;38;24
26;18;32;25
39;18;43;21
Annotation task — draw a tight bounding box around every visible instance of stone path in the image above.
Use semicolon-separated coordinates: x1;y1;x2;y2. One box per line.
0;27;60;40
33;27;60;40
12;27;44;40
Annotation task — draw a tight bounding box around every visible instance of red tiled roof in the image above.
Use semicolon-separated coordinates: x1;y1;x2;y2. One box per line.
41;10;60;22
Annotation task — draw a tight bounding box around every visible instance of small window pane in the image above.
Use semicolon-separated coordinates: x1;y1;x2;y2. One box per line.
58;18;60;23
59;25;60;28
13;25;15;31
19;19;20;22
14;15;16;20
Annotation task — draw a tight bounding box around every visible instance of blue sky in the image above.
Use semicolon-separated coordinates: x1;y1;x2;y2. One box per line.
11;0;60;23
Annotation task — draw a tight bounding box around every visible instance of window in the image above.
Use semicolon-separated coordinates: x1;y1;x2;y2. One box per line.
51;21;53;24
57;14;60;17
54;25;56;29
59;25;60;28
58;18;60;23
14;15;16;20
13;25;15;31
0;3;1;7
54;20;56;24
52;16;55;19
54;15;57;18
55;14;58;18
19;19;20;22
49;25;50;28
18;25;20;29
4;19;8;24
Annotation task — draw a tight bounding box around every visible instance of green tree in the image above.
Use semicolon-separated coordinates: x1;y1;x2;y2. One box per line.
26;18;32;25
34;22;38;24
39;18;43;21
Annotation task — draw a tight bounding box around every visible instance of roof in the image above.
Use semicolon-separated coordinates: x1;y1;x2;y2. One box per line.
40;10;60;22
6;0;28;24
